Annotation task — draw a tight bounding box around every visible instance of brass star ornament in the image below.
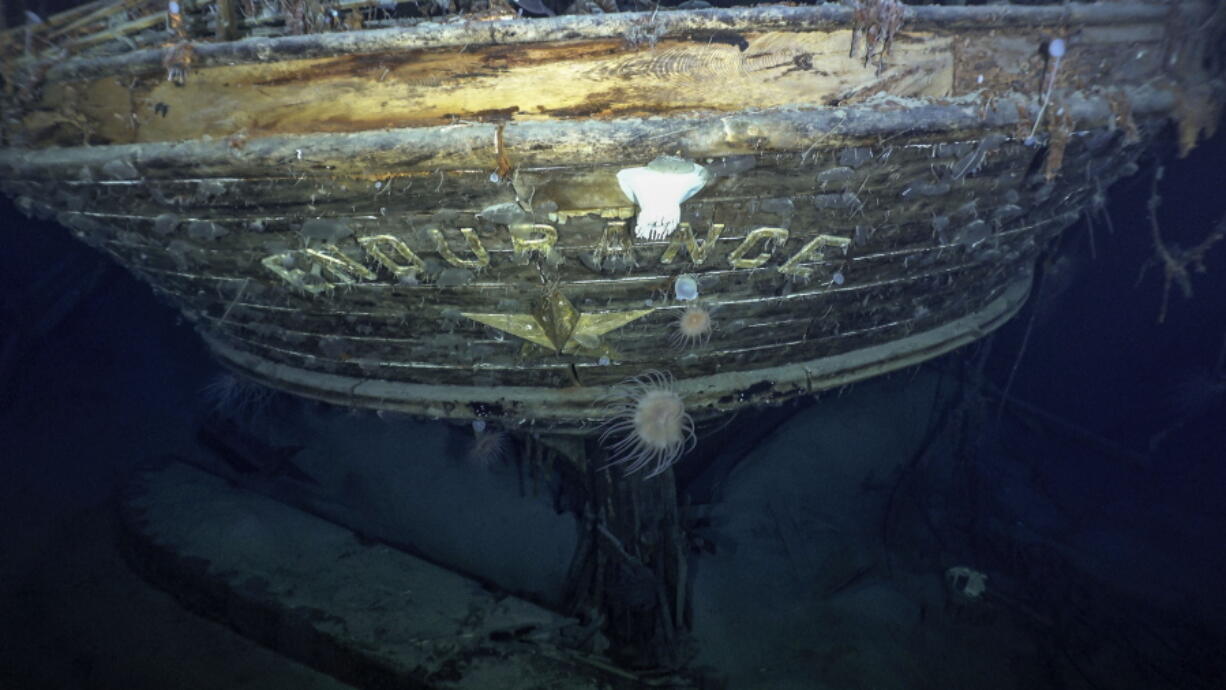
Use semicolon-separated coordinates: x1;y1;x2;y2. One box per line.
463;286;652;356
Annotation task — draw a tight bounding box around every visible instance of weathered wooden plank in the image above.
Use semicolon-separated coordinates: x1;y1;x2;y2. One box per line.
196;273;1029;425
120;460;634;689
12;1;1200;150
34;4;1182;82
0;0;111;48
26;29;954;146
0;85;1176;179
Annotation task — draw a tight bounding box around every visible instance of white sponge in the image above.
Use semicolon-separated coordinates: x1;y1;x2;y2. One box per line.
617;157;711;240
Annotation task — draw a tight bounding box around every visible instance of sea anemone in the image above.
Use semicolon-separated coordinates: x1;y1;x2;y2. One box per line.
467;419;511;467
600;371;696;477
670;304;714;349
200;372;274;421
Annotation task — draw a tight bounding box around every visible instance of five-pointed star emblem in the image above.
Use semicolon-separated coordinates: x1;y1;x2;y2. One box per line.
463;287;653;354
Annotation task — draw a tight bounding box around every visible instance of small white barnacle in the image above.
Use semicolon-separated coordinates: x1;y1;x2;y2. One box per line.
616;156;711;240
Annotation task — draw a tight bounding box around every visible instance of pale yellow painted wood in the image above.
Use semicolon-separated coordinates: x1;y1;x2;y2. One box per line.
26;29;952;146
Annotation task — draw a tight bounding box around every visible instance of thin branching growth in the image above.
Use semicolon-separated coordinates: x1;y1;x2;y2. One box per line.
1138;167;1226;323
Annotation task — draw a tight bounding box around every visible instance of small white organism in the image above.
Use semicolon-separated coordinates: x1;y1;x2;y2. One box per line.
617;156;711;240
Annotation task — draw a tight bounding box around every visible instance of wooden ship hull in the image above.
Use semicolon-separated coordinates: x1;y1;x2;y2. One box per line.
5;2;1224;681
1;1;1222;432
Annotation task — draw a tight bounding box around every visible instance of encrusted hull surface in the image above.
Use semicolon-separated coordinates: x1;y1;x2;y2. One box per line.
2;2;1221;430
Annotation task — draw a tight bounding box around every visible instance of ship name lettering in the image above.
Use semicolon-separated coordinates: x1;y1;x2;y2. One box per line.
429;227;489;269
260;220;849;291
727;227;789;269
509;223;558;262
660;223;723;265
